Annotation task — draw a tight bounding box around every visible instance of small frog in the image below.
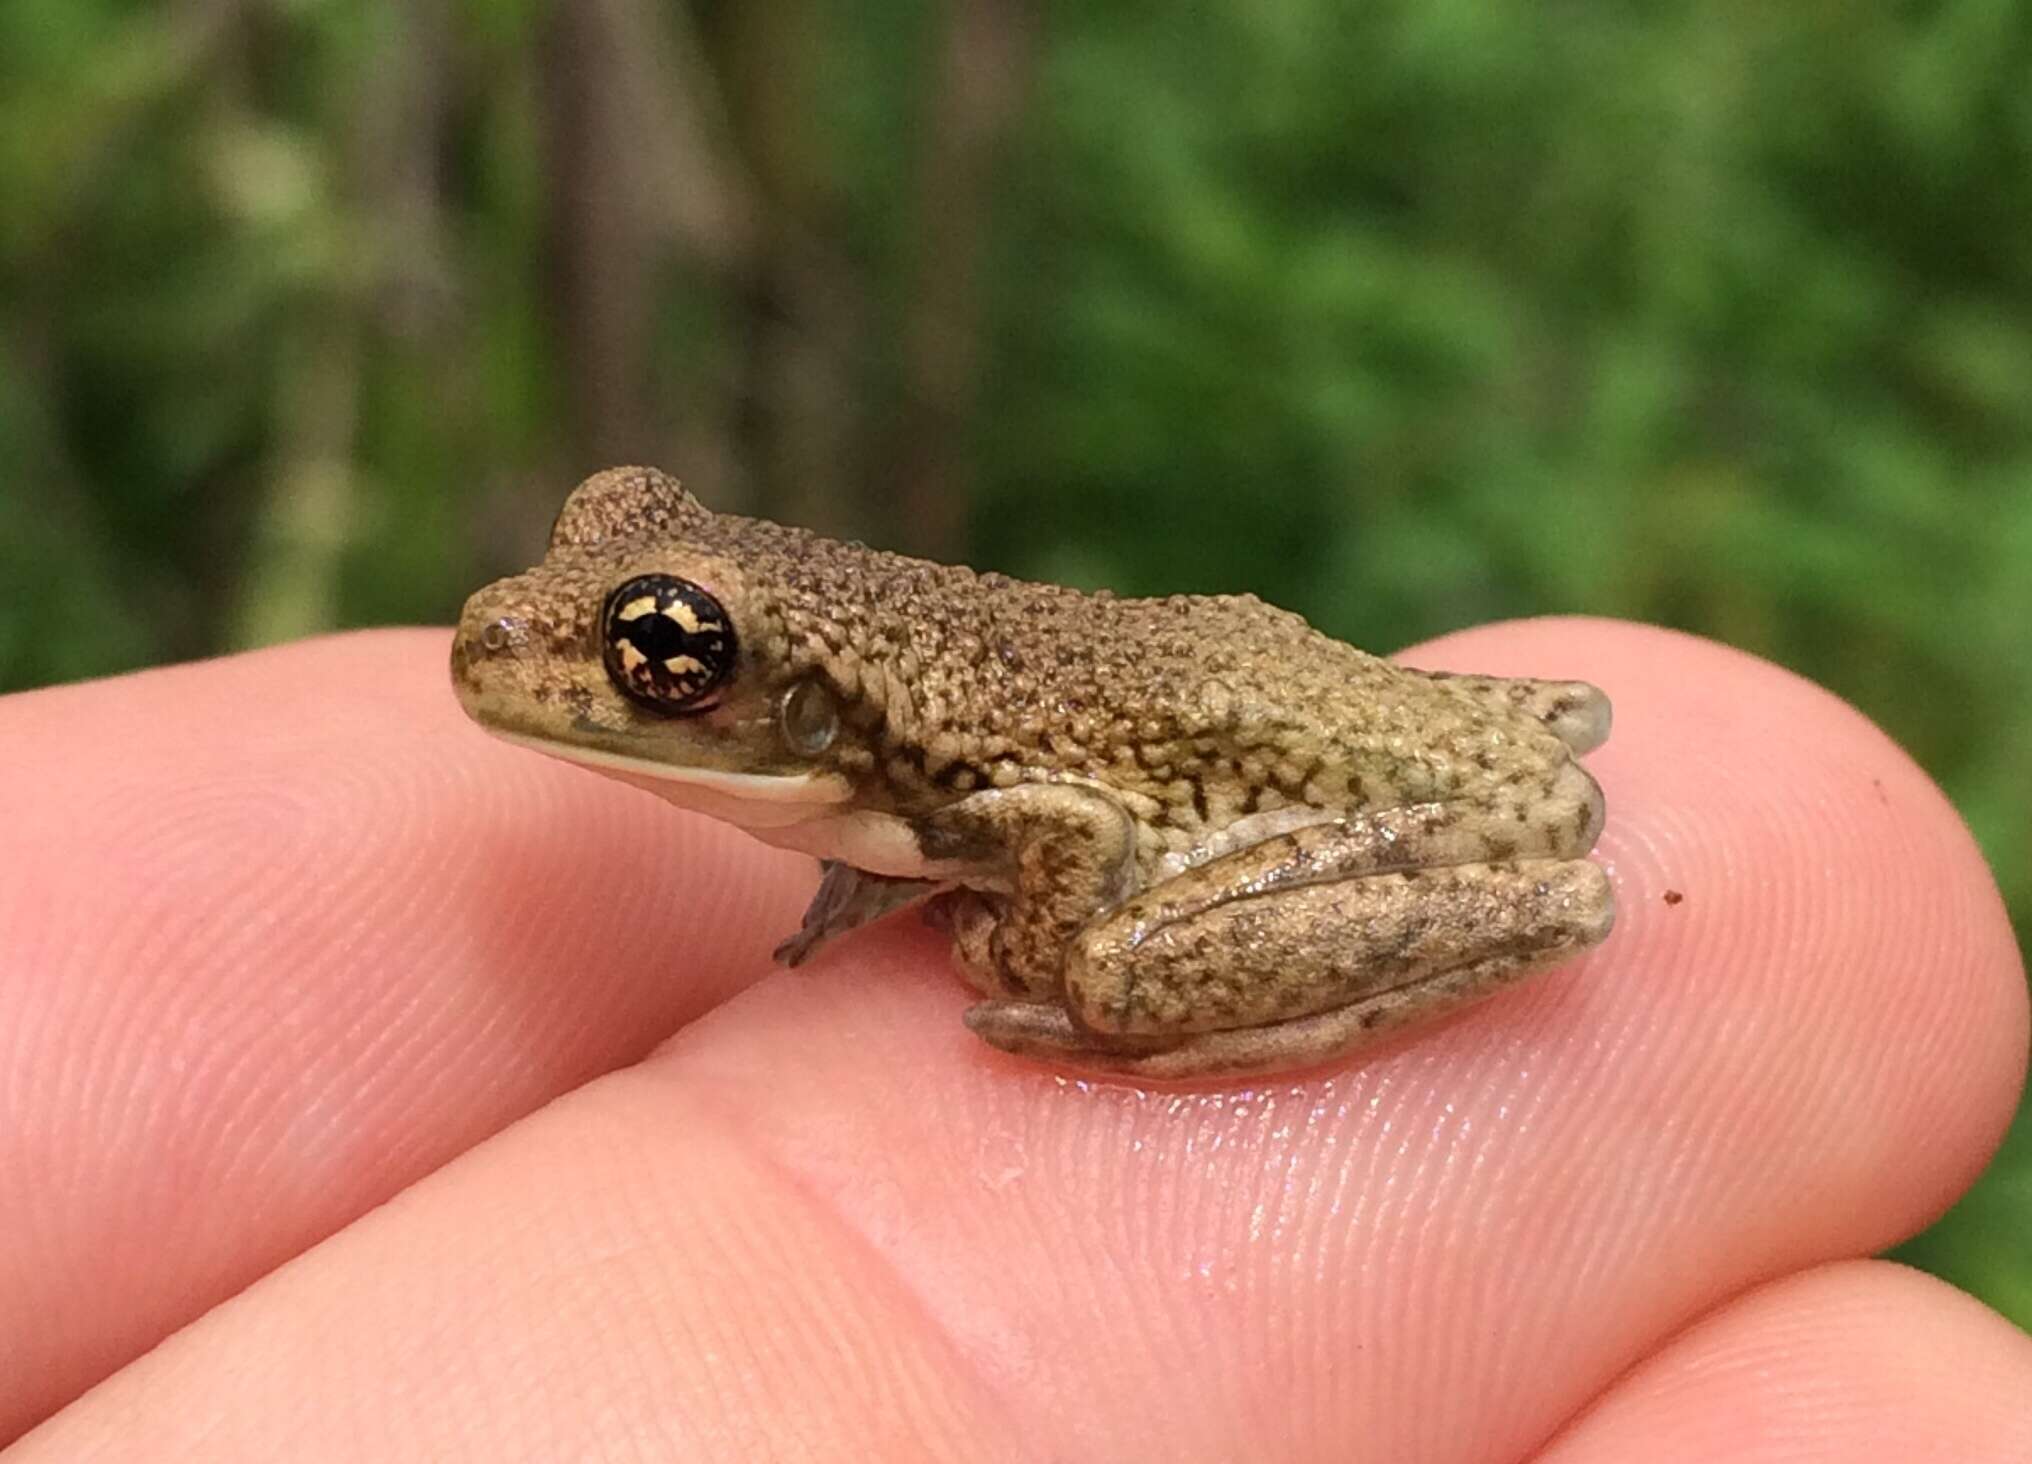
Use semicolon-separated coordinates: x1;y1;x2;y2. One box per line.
451;467;1614;1079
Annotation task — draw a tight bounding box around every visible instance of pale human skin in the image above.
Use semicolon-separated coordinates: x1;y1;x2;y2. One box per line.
451;468;1615;1077
0;621;2028;1460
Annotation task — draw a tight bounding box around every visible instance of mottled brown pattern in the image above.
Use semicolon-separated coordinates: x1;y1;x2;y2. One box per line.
451;467;1617;1079
460;469;1592;860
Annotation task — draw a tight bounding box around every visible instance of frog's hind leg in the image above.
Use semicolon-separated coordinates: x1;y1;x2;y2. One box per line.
964;856;1613;1080
966;940;1577;1081
917;782;1143;1000
922;888;1020;998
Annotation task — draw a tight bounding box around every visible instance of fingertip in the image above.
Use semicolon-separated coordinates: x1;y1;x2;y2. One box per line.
1541;1261;2032;1463
1413;617;2027;1218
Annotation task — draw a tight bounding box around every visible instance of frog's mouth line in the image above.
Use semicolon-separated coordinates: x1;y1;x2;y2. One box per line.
488;729;855;827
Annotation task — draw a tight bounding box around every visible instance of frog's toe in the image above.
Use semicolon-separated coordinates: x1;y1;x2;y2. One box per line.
963;1000;1176;1065
1542;680;1611;754
964;998;1077;1049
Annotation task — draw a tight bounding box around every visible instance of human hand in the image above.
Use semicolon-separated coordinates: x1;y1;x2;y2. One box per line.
2;622;2026;1460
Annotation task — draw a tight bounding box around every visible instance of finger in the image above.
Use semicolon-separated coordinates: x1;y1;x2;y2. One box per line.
0;630;816;1440
9;1044;1018;1463
639;609;2029;1462
14;620;2027;1462
1536;1261;2032;1462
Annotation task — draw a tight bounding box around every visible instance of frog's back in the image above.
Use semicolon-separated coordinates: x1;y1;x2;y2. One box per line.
715;516;1371;749
699;514;1571;826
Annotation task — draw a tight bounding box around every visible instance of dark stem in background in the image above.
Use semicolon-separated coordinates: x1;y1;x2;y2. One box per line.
539;0;752;489
889;0;1038;560
707;0;868;536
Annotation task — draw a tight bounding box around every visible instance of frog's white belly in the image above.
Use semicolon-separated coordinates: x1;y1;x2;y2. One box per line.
496;730;971;879
741;809;980;879
501;727;1355;885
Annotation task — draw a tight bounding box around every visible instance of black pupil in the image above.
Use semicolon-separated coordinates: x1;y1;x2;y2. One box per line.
617;611;687;661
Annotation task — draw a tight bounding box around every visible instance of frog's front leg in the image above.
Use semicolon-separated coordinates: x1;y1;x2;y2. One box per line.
774;860;945;966
916;783;1141;999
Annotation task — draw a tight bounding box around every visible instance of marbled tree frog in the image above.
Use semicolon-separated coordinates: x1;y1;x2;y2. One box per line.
451;468;1614;1079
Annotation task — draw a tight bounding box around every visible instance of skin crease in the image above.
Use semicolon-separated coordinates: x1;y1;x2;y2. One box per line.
0;620;2023;1461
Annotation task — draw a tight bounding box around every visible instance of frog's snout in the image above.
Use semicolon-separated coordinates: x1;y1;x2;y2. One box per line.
448;576;576;723
449;586;528;688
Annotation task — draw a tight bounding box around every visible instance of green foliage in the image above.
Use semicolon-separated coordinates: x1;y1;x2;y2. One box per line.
2;0;2028;1323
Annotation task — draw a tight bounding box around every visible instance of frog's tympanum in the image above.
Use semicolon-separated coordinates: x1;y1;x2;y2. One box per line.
451;468;1614;1079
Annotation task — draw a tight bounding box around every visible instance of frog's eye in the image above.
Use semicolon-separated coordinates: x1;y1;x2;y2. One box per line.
600;574;738;715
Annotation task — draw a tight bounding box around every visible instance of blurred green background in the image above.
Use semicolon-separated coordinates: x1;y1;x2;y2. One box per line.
2;1;2027;1324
